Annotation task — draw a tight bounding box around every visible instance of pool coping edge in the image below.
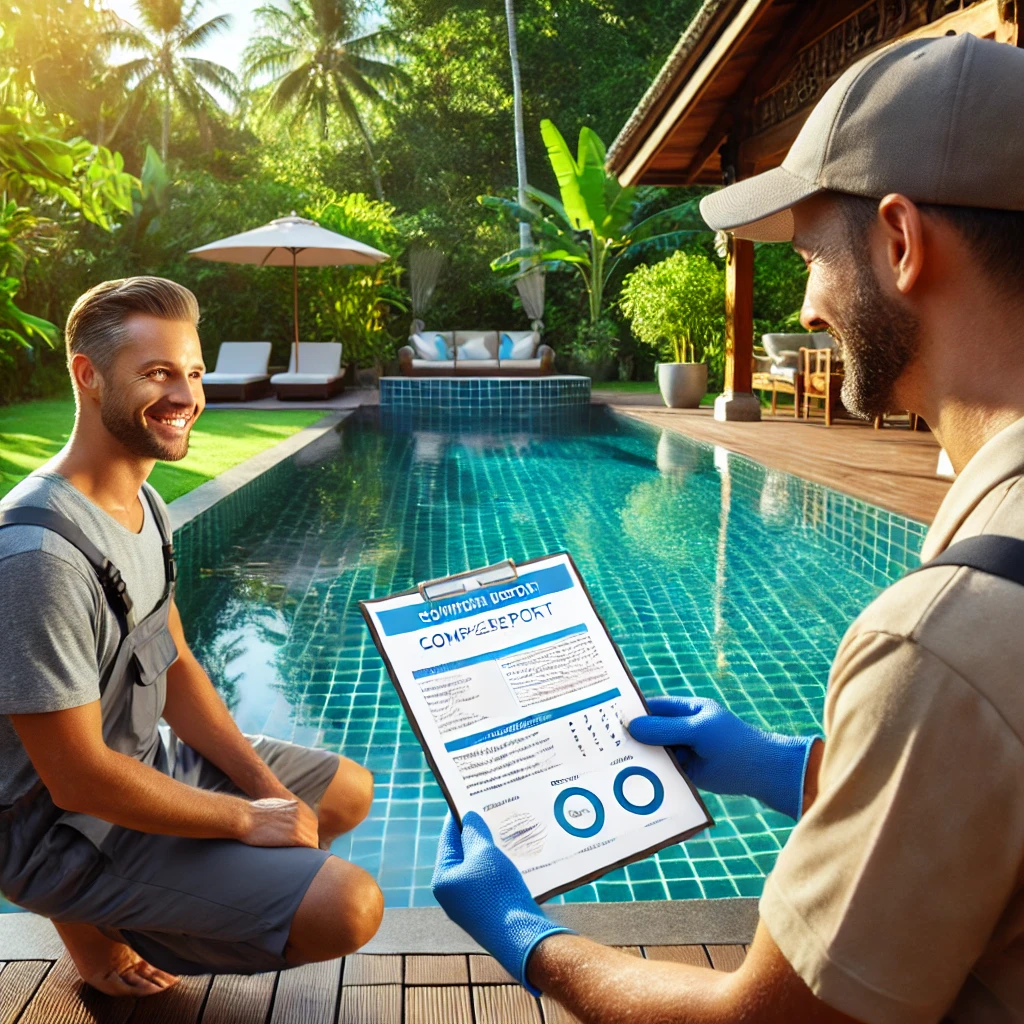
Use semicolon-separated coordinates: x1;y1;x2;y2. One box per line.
167;411;351;531
0;900;758;959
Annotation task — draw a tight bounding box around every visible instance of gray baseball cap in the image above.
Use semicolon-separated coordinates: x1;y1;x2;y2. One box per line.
700;33;1024;242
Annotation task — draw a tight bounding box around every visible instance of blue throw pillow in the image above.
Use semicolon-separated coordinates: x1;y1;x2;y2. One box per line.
435;334;450;359
499;333;513;360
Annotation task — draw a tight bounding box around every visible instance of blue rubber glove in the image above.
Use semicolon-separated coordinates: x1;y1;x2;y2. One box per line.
432;811;574;994
629;696;817;820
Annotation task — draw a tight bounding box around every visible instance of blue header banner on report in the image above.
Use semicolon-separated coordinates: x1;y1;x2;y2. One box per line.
444;686;621;753
377;563;574;637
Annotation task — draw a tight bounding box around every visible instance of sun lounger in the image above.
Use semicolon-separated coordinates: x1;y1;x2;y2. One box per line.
202;342;273;401
271;342;346;400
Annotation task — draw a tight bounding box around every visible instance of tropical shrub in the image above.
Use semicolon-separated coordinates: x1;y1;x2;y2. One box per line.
753;242;808;336
307;191;407;371
619;250;724;370
480;121;708;336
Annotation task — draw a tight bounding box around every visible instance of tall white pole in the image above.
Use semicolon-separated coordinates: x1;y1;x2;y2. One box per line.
505;0;532;254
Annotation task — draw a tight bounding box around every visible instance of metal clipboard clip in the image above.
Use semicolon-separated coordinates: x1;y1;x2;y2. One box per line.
417;559;519;602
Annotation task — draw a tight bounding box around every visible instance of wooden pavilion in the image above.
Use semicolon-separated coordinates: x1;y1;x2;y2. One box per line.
606;0;1022;421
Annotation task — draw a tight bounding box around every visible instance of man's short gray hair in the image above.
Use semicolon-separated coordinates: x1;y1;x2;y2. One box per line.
65;276;200;375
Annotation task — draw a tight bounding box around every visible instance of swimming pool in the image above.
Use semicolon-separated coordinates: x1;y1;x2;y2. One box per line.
167;404;927;909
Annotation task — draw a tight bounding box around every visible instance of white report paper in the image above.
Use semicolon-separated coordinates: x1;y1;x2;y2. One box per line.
361;552;711;900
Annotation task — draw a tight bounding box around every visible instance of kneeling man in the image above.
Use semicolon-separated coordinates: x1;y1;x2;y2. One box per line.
0;277;382;996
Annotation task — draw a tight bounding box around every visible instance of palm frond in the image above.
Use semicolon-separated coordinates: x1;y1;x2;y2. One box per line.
182;57;241;100
109;56;156;90
346;53;407;93
106;19;155;53
333;61;385;107
242;40;304;83
179;13;232;52
266;62;316;111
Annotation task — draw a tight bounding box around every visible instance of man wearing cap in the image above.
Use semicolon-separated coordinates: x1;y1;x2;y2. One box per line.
429;33;1024;1024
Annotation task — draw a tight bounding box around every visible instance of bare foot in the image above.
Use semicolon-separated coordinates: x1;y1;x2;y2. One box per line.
54;921;179;997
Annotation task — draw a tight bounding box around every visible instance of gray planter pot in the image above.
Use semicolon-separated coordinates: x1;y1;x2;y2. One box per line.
657;362;708;409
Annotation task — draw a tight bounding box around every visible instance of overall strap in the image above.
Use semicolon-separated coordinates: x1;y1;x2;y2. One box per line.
0;506;136;628
141;485;176;594
914;535;1024;587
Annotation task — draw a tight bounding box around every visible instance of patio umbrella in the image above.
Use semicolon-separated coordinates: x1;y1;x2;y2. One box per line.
189;213;389;371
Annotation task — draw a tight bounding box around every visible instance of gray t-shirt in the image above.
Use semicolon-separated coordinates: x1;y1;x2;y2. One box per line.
0;472;170;806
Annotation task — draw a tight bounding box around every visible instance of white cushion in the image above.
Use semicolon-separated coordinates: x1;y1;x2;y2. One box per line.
412;333;443;360
457;336;492;360
203;372;269;385
762;332;835;360
410;360;456;370
212;341;272;375
460;359;500;369
271;372;344;384
284;342;342;375
768;364;798;383
500;331;538;360
497;359;542;369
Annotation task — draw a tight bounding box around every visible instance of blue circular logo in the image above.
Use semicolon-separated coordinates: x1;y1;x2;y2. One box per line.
553;787;605;838
613;766;665;815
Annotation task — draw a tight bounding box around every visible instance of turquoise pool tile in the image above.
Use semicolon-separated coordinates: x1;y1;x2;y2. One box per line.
167;405;924;913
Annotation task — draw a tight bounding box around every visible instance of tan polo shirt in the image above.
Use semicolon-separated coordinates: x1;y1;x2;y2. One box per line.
760;415;1024;1024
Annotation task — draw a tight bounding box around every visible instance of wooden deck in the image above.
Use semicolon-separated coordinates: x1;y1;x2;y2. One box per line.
0;946;746;1024
595;393;951;523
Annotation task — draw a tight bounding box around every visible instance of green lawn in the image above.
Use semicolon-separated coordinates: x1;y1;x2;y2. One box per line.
0;400;325;502
590;380;661;393
591;381;721;407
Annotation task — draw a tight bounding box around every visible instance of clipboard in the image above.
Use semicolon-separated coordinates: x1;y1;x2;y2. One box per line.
360;551;713;902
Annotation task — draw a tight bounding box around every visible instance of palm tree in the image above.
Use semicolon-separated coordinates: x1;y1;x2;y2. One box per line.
242;0;403;201
112;0;240;161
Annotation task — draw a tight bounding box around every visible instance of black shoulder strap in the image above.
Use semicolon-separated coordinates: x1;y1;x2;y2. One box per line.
914;535;1024;587
141;485;176;592
0;506;136;627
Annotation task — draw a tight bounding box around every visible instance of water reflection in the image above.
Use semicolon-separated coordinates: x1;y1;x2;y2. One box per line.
168;406;926;908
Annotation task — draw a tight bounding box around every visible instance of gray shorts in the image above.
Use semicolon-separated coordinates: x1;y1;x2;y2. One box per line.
2;735;340;975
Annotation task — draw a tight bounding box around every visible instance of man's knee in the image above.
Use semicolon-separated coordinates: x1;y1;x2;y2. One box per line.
318;759;374;839
286;857;383;963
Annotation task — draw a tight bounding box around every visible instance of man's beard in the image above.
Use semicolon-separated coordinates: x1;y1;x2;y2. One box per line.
100;393;193;461
831;256;920;420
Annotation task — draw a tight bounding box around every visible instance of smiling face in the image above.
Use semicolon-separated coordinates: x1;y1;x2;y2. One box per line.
791;194;921;420
96;314;206;462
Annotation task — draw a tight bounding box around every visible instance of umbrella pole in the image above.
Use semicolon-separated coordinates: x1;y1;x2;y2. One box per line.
292;251;300;373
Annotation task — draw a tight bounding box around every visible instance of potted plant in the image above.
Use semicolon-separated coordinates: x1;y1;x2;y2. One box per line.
620;251;724;408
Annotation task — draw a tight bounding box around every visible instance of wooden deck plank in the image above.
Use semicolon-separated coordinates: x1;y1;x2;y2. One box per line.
539;994;582;1024
270;960;342;1024
0;960;50;1024
404;985;472;1024
615;946;644;958
474;984;542;1024
128;975;211;1024
404;954;469;985
644;945;713;968
19;953;135;1024
200;971;275;1024
600;399;948;523
468;955;515;984
337;984;401;1024
705;944;747;972
341;954;402;986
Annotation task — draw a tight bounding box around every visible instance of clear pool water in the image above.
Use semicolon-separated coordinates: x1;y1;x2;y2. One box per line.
170;405;927;908
0;405;927;916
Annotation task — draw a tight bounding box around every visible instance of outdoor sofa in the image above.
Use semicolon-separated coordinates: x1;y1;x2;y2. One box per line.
271;342;346;400
202;341;273;401
399;330;555;377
